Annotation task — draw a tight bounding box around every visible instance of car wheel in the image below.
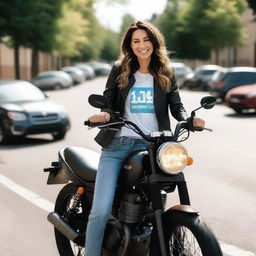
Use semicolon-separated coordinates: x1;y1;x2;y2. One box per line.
233;108;242;114
54;83;62;90
0;123;12;144
52;130;66;141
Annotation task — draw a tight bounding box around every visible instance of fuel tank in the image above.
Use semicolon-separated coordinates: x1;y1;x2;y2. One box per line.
118;151;148;186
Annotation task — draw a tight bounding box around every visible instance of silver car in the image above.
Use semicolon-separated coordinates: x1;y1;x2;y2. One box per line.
61;66;85;85
75;63;95;80
33;71;73;90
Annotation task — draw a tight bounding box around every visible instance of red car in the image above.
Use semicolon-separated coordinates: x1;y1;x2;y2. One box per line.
225;84;256;113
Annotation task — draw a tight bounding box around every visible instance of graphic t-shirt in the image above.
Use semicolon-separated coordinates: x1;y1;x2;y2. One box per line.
118;71;159;138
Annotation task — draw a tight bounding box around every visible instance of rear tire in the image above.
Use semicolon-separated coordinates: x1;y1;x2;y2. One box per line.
54;183;89;256
54;83;62;90
150;211;222;256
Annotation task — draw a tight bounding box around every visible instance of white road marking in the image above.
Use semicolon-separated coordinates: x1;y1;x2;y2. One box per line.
0;174;54;212
220;242;255;256
0;173;255;256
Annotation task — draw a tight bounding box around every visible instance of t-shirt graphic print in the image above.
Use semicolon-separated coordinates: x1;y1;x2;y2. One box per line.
130;87;154;113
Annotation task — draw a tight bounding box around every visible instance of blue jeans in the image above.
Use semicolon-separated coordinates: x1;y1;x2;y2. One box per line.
85;137;147;256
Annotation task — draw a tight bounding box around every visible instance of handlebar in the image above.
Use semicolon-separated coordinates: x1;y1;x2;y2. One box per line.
84;115;212;142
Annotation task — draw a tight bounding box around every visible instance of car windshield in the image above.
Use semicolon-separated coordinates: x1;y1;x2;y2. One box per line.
223;71;256;85
196;70;217;76
0;81;46;103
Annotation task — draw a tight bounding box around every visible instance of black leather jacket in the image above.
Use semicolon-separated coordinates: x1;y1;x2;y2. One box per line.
94;64;188;147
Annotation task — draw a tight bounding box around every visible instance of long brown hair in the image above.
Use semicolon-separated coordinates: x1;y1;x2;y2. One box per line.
118;21;174;92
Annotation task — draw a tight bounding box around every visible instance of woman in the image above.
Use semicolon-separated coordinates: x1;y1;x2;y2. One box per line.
85;21;205;256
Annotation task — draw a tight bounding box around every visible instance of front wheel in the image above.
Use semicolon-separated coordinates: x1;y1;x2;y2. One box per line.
52;130;66;140
150;211;223;256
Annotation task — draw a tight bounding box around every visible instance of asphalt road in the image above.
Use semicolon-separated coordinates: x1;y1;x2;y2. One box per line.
0;77;255;256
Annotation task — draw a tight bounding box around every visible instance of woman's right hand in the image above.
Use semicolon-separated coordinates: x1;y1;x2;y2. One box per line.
88;112;111;123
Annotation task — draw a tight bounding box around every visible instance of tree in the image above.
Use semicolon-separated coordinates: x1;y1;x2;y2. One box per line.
55;0;88;59
0;0;63;78
201;0;247;64
156;0;211;60
76;0;106;60
119;14;135;38
156;0;247;63
28;0;64;77
100;29;119;61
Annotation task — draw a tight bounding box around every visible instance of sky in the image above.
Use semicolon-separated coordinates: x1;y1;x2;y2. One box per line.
94;0;167;32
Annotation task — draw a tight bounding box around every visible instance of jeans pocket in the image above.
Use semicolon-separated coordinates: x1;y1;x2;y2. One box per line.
102;138;120;151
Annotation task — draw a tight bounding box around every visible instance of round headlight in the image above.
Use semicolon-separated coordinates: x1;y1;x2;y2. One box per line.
157;142;188;174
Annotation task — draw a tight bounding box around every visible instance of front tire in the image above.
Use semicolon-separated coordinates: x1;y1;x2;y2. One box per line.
54;183;89;256
52;130;66;140
0;123;12;144
150;211;222;256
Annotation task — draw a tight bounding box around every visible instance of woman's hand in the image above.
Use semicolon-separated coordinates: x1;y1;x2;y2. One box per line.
88;112;111;123
193;117;205;129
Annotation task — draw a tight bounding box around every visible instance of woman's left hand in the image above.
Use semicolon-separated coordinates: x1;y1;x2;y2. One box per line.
193;117;205;129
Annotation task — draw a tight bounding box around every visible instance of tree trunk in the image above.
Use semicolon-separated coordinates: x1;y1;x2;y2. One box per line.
214;48;220;65
31;48;39;78
14;42;20;79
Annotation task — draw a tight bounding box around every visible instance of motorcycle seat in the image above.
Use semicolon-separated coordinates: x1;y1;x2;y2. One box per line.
63;146;99;182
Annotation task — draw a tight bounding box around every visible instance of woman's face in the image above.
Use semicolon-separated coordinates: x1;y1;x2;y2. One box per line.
130;29;153;62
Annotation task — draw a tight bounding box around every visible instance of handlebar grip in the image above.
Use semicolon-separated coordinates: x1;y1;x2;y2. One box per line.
84;120;91;126
84;120;108;127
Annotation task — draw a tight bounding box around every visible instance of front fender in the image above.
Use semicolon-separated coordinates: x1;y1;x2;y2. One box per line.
165;204;199;214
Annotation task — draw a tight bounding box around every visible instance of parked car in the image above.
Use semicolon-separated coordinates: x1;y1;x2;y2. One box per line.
0;80;70;144
182;65;223;91
211;67;256;100
75;63;95;80
208;68;227;91
225;84;256;113
61;66;85;85
170;62;193;87
88;61;112;76
33;71;73;90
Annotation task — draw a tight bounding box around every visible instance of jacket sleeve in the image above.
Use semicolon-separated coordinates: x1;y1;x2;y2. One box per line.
168;75;188;121
101;64;121;115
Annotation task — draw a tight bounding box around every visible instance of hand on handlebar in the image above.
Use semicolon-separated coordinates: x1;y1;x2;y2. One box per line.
187;117;205;132
88;112;111;123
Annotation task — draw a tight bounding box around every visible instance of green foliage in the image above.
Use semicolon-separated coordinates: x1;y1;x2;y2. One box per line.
75;0;105;60
156;0;247;61
119;14;135;37
0;0;63;50
156;0;211;59
55;0;88;57
202;0;247;49
100;29;119;61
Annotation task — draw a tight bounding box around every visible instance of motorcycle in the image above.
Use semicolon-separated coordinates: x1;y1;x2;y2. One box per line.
44;94;223;256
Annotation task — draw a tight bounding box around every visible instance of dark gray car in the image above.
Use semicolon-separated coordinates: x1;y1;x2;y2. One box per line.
211;67;256;100
0;80;70;144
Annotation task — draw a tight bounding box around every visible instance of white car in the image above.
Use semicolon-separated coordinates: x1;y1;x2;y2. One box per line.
61;66;85;85
33;71;73;90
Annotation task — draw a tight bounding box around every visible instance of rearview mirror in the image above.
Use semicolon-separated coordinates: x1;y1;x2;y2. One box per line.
88;94;111;109
200;96;216;109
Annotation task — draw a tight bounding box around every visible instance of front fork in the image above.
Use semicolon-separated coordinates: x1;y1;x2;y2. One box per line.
147;144;191;256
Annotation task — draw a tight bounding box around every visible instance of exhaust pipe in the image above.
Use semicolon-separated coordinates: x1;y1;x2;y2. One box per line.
47;212;79;242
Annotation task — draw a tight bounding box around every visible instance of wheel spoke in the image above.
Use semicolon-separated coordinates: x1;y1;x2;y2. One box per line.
170;226;202;256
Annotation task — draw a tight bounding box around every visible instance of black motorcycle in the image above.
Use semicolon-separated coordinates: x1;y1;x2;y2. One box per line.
44;94;223;256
